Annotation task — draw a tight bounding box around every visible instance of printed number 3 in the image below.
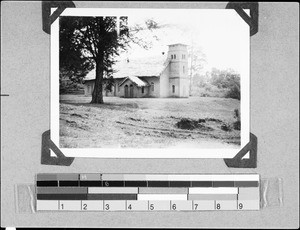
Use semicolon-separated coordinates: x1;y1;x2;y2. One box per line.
105;204;110;210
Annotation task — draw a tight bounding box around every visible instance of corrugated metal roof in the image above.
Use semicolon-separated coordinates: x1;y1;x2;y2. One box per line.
84;53;168;81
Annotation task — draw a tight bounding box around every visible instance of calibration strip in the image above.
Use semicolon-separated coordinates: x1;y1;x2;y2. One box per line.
36;174;260;211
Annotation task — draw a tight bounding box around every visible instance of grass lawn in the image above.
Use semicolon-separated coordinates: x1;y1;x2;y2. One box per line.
59;95;241;149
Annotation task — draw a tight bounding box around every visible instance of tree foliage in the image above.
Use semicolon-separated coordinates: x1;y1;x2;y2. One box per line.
59;16;160;103
191;68;241;100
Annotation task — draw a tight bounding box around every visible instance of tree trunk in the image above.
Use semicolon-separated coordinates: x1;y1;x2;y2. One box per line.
91;57;104;104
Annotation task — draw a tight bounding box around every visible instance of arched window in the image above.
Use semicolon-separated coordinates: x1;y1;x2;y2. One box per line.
171;54;173;59
172;85;175;93
151;82;154;92
142;86;144;94
174;54;176;59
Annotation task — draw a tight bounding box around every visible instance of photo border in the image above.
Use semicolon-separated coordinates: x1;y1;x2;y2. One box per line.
51;8;250;158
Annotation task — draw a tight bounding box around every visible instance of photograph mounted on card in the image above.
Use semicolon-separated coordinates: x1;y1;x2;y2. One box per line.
51;8;250;158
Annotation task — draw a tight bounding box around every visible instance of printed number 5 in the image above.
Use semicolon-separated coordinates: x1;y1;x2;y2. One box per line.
149;204;154;210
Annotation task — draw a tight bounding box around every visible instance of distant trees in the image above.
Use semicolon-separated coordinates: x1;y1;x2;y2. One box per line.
191;68;240;100
188;46;207;96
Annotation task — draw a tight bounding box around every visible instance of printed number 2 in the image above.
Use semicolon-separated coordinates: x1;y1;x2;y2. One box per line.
82;203;87;210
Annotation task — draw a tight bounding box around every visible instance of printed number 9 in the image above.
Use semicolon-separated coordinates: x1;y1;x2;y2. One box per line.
238;203;243;209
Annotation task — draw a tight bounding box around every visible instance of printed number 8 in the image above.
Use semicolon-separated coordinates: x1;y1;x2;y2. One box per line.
216;203;221;210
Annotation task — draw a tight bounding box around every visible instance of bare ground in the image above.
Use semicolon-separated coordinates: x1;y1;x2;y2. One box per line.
59;95;241;148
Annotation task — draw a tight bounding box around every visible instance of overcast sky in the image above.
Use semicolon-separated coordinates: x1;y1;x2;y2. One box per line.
118;9;249;74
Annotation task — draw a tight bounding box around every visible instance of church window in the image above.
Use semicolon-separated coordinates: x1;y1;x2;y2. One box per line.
174;54;176;59
142;86;144;94
151;82;154;92
172;85;175;93
171;55;173;59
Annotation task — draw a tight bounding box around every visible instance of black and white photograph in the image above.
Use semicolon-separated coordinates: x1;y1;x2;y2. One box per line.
51;8;250;158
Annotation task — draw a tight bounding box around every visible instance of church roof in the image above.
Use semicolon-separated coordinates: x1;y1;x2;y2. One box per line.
84;53;168;81
119;76;149;87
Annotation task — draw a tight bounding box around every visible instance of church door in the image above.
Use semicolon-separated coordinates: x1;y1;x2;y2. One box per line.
125;85;129;98
130;84;134;98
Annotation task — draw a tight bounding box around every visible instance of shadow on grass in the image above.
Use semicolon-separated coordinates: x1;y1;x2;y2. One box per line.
60;101;139;110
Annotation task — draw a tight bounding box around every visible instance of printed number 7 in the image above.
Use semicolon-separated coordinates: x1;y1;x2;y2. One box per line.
194;203;198;210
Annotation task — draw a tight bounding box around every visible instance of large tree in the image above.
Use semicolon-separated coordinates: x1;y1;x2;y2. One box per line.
59;16;159;104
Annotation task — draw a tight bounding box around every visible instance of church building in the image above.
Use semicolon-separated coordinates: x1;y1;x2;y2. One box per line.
83;43;189;98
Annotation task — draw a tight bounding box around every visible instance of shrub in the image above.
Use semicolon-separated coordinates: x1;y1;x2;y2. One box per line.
233;109;241;130
221;123;232;131
225;84;240;100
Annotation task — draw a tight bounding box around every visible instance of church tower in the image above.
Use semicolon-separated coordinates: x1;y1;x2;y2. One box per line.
167;43;189;97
